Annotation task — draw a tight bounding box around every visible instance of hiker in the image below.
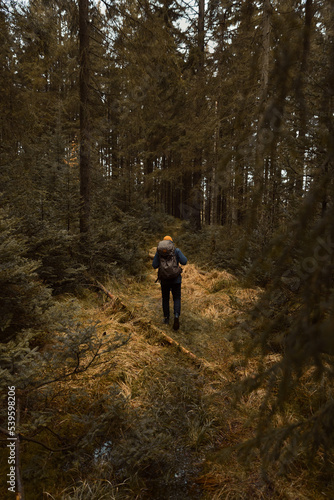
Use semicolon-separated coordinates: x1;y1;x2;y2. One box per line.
152;236;187;330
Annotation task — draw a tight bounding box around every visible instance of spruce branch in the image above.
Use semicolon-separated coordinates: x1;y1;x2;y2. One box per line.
0;426;74;452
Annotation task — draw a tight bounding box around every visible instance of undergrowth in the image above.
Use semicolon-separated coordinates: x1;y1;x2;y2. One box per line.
2;225;334;499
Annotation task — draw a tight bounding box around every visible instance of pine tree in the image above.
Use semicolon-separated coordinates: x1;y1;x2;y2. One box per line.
0;208;52;343
238;0;334;468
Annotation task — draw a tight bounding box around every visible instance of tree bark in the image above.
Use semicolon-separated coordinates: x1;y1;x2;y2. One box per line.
79;0;91;235
294;0;313;197
189;0;205;231
253;0;272;226
198;0;205;71
261;0;272;103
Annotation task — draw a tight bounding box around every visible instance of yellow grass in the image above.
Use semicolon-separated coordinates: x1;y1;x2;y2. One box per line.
39;247;334;500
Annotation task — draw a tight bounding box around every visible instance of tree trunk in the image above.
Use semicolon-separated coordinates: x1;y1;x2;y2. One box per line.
261;0;272;102
144;156;154;197
188;0;205;231
253;0;272;227
294;0;313;197
320;2;334;216
79;0;91;235
198;0;205;71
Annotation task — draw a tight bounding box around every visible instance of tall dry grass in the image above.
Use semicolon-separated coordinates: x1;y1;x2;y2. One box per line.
41;254;334;499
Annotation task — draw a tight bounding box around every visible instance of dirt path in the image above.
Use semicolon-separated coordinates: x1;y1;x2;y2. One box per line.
120;255;260;367
94;252;262;499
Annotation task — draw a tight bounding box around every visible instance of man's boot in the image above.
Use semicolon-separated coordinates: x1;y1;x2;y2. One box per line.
173;314;179;331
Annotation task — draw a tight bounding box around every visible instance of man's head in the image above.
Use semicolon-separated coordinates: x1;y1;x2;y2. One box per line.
163;235;173;242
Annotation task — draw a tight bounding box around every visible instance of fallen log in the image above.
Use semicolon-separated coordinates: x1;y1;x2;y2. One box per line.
95;281;128;312
95;280;117;301
134;319;206;367
94;281;205;367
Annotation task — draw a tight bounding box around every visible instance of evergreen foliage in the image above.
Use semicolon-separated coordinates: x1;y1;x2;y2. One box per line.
239;169;334;469
1;0;334;496
0;208;53;342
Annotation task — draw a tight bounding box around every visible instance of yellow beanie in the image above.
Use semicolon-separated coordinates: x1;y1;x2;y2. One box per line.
163;235;173;241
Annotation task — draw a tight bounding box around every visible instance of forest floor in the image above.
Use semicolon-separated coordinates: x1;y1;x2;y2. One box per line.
112;260;262;498
85;257;262;500
52;235;331;499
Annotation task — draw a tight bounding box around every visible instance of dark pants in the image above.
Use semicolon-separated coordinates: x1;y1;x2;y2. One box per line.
161;282;181;318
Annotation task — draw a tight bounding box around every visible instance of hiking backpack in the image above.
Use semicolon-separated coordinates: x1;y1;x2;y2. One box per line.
157;240;182;281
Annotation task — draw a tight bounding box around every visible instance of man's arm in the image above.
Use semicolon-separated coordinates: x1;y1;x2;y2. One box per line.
176;248;187;266
152;251;160;269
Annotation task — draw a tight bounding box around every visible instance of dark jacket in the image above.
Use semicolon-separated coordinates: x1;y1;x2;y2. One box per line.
152;247;187;284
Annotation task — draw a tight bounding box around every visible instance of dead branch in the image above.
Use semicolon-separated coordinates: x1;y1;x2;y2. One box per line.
0;426;74;453
95;280;128;311
94;282;206;367
135;319;206;367
95;280;117;301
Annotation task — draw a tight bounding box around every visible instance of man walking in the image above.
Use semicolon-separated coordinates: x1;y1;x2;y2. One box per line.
152;236;187;330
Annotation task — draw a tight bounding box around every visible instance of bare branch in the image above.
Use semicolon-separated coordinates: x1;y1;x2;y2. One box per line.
0;427;73;453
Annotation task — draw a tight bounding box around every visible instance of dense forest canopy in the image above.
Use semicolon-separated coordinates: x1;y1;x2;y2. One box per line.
1;0;334;498
2;0;331;235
